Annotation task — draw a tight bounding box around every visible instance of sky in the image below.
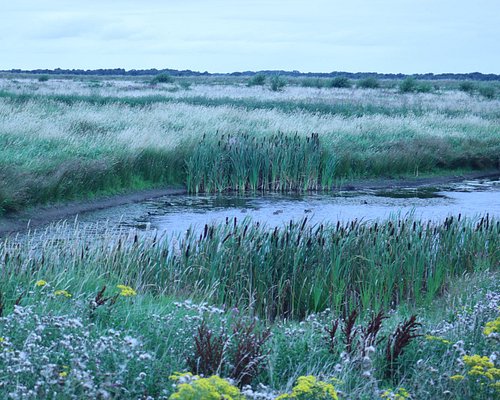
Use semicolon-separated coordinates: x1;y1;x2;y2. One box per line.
1;0;499;74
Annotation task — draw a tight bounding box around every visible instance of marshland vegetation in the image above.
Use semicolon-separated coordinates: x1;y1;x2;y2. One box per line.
0;74;499;399
0;215;498;398
1;75;499;213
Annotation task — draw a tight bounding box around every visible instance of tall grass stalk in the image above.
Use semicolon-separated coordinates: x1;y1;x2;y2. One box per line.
186;132;336;193
2;215;498;320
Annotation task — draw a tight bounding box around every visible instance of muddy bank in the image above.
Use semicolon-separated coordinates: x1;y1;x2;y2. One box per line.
0;187;186;235
336;170;500;191
0;171;498;236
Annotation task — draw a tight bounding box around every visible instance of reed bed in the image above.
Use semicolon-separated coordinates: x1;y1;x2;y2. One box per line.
2;215;498;321
186;132;337;192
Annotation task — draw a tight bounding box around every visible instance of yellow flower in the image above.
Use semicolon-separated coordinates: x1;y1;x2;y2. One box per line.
59;365;70;378
450;374;465;381
485;367;500;380
54;290;72;298
0;337;5;344
468;365;499;381
463;355;494;369
483;317;500;336
276;376;338;400
117;284;137;297
425;335;451;345
490;381;500;393
463;355;499;382
169;375;243;400
35;280;47;287
381;388;411;399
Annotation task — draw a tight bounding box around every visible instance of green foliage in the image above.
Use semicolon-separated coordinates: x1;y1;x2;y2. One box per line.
357;77;380;89
399;77;417;93
478;85;496;99
37;75;49;82
1;76;500;400
300;78;324;88
270;75;287;91
150;73;174;85
301;78;352;89
179;80;192;90
0;79;499;215
0;306;156;399
186;132;336;193
247;74;267;86
400;78;433;94
416;82;433;93
459;81;475;93
4;213;497;321
86;80;102;88
328;77;352;88
0;147;186;213
0;221;498;399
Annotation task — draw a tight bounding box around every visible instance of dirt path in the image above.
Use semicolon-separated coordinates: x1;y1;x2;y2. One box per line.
1;171;498;236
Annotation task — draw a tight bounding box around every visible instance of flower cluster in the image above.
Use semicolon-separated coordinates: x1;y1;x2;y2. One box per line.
169;373;243;400
173;300;225;315
117;284;137;297
276;376;338;400
424;335;451;345
429;291;500;337
54;290;72;298
380;387;411;399
0;306;154;399
483;316;500;338
463;355;500;381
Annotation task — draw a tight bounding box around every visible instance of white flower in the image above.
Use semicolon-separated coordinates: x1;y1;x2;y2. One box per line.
365;345;376;354
124;336;140;348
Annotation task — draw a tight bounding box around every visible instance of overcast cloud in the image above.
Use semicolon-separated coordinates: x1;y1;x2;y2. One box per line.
1;0;498;73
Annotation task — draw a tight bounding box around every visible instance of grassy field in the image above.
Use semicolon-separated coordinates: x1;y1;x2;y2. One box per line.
1;76;499;213
0;75;499;399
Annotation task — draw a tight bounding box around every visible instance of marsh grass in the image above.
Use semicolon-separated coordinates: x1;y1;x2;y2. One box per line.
186;132;336;192
0;148;186;212
1;78;499;213
1;215;498;321
2;89;475;117
186;130;499;193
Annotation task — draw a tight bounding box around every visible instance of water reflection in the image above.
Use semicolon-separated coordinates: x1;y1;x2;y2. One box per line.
68;178;500;237
4;178;499;239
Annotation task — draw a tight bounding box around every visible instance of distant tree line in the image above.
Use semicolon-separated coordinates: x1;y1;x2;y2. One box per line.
2;68;499;81
3;68;210;77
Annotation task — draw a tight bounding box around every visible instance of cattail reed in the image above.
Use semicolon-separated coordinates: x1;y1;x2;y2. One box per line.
1;215;497;321
186;132;337;193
